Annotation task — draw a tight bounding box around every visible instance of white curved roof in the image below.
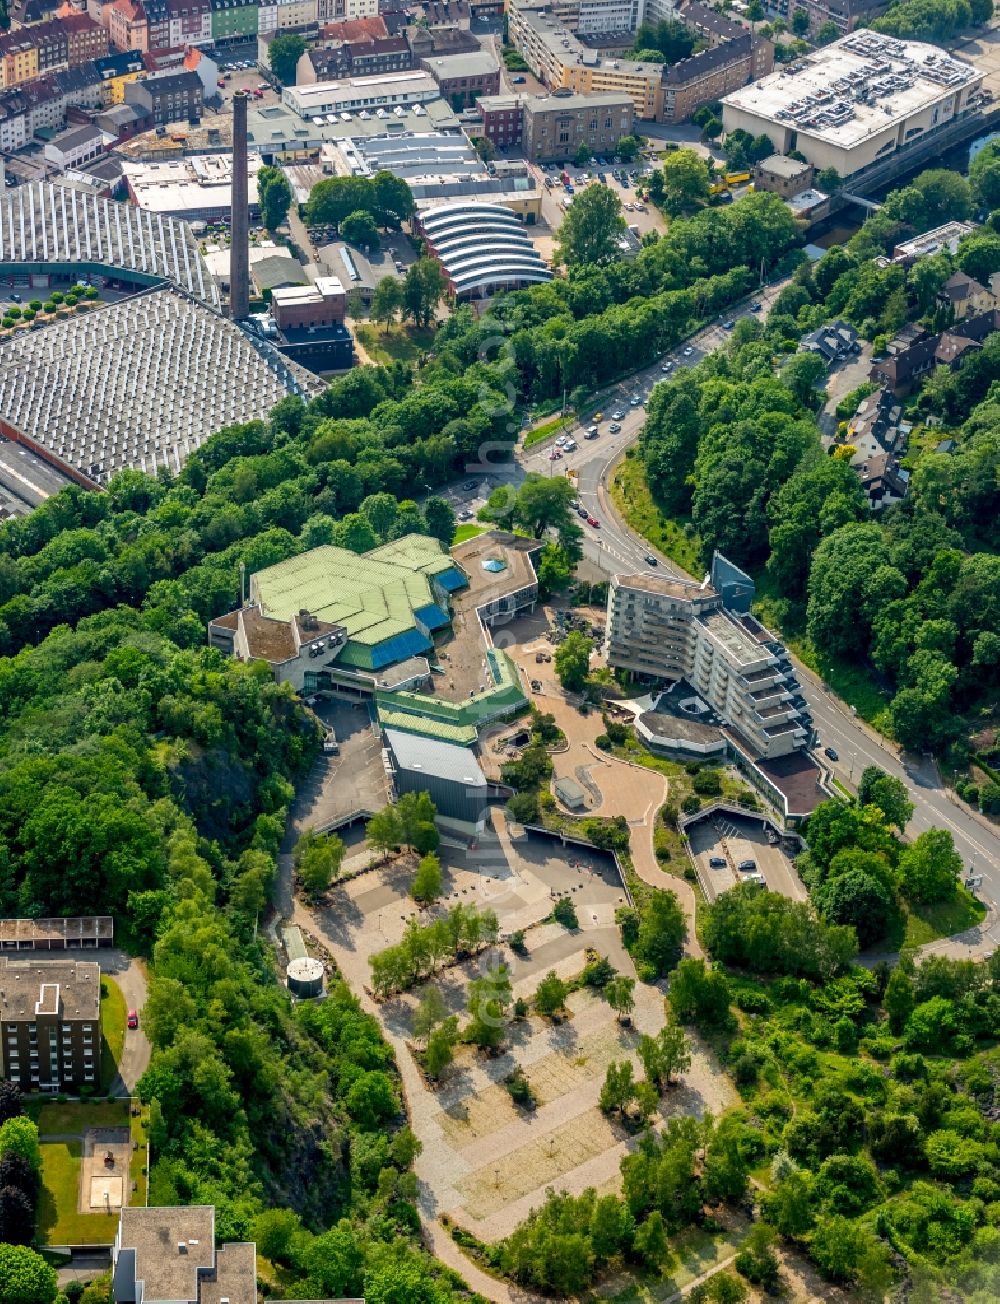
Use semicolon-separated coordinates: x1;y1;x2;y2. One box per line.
419;202;551;298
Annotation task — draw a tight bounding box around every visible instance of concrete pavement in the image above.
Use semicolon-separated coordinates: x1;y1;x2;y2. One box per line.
63;947;150;1096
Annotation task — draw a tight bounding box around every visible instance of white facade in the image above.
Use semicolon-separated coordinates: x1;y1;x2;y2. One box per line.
721;30;984;178
283;70;438;117
576;0;644;33
168;10;213;47
0;108;29;152
258;0;319;33
43;126;103;171
316;0;379;18
606;574;811;760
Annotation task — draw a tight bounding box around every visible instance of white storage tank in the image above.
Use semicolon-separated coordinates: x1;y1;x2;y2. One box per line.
287;956;325;999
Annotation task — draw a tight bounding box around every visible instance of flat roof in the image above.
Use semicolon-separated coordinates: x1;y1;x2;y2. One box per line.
758;153;812;177
286;70;438;112
512;6;663;78
612;572;712;601
421;50;500;79
117;1207;217;1304
754;751;827;816
247;98;460;150
122;153;264;215
0;917;113;945
385;726;487;787
724;30;980;149
0;956;100;1020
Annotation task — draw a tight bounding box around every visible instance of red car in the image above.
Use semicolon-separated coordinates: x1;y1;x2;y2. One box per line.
587;516;600;528
127;1009;139;1030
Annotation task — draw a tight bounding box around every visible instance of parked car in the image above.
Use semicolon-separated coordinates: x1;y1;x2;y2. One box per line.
549;448;562;460
127;1009;139;1030
750;301;762;312
661;361;672;372
709;857;727;869
629;394;642;407
737;859;757;872
611;409;625;420
824;746;840;762
530;679;543;691
584;424;599;439
512;75;526;84
555;434;568;445
723;320;735;329
644;554;658;566
683;346;693;356
577;506;589;518
587;516;600;528
462;480;477;490
609;422;621;433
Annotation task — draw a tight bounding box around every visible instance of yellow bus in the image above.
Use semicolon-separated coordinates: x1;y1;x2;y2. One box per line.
725;171;751;186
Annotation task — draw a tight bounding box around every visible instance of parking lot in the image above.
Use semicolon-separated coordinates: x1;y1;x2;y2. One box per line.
687;811;807;904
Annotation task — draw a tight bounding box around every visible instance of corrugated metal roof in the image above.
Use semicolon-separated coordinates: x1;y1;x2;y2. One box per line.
385;727;487;787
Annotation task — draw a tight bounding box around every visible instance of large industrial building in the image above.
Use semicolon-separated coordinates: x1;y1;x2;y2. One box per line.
121;151;266;220
721;30;984;179
0;285;320;487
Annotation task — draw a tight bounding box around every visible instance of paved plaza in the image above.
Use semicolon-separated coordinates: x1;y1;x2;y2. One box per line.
301;824;734;1242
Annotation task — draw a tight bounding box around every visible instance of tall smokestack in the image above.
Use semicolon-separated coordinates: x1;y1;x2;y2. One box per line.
230;91;250;322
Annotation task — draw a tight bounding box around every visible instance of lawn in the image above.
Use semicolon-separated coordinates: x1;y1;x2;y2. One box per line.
523;412;574;449
37;1141;120;1246
354;323;434;366
30;1099;129;1136
100;974;127;1093
900;886;986;951
453;523;486;544
610;453;703;577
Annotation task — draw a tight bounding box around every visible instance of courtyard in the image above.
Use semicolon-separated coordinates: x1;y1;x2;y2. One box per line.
298;825;734;1243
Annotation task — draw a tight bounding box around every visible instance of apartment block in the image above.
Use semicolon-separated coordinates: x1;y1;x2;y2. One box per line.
508;4;664;119
0;957;101;1092
661;31;772;123
605;559;813;760
521;89;634;160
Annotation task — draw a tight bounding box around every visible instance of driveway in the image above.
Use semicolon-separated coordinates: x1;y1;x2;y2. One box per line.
64;947;150;1096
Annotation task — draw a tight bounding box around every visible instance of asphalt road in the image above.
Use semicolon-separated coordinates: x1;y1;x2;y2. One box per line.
511;293;1000;908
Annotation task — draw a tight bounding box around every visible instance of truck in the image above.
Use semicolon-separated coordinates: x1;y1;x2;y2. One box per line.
322;729;339;755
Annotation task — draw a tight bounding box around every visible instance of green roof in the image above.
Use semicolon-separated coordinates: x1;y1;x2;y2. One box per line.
253;535;449;649
376;706;478;747
375;649;526;742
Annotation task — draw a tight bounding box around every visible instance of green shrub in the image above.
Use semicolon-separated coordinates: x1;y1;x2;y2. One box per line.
553;896;579;929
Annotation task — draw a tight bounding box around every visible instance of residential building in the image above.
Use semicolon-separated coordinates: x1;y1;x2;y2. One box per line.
870;308;1000;395
605;556;814;761
94;48;145;102
763;0;888;38
405;22;479;62
125;67;203;121
681;0;747;46
722;30;984;180
22;75;67;132
315;0;380;20
210;0;260;45
297;34;411;83
419;49;500;109
550;0;643;34
113;1207;257;1304
60;12;111;64
0;956;101;1092
166;0;213;46
182;44;220;99
269;275;346;329
845;386;909;509
43;121;104;168
475;91;524;150
661;31;772;124
55;60;105;108
0;33;41;89
517;90;634;161
0;90;31;149
799;318;859;365
508;4;665;120
754;153;814;197
257;0;319;36
108;0;149;52
937;269;995;321
95;98;150;139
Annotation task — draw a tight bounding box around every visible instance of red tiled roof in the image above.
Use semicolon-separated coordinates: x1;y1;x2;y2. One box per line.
319;16;388;42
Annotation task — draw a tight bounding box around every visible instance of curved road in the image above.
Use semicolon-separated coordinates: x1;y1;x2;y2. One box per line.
511;298;1000;924
64;947;151;1096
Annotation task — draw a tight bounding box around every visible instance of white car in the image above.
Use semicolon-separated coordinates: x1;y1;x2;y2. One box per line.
555;434;568;446
683;346;693;356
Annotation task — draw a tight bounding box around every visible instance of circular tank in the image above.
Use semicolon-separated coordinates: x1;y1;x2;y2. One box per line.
287;956;325;999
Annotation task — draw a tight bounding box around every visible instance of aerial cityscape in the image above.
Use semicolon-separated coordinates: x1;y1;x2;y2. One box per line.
0;0;999;1302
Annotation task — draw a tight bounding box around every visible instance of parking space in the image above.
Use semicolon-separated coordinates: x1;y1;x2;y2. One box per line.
687;811;806;904
291;700;389;835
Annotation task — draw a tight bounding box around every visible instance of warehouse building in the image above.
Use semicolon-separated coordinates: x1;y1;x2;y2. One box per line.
721;30;983;179
283;69;439;119
121;151;265;220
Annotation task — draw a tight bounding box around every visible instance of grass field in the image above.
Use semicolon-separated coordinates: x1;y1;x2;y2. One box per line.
37;1140;120;1245
896;885;987;951
31;1099;129;1135
610;453;703;576
453;523;486;544
523;413;574;449
100;975;126;1092
354;323;434;366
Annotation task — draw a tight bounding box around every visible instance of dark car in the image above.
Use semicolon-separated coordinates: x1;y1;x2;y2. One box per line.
709;857;727;869
512;75;526;84
577;506;589;518
824;746;840;762
750;301;763;312
645;554;658;566
462;480;477;491
737;859;757;873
